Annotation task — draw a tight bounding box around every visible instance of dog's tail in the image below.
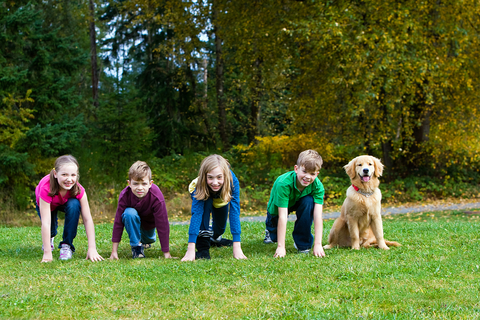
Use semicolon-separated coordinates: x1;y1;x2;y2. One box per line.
384;240;401;247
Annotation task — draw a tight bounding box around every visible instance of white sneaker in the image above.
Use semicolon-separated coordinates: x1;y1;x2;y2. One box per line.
294;242;310;254
42;237;55;251
59;244;73;260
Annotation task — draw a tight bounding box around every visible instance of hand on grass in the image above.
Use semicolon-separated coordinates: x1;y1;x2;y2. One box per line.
273;246;286;258
312;243;326;258
109;252;119;260
181;243;196;261
41;252;53;263
163;252;177;259
233;242;247;260
86;248;104;262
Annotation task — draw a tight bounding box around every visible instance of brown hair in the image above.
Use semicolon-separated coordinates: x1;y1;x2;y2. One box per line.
128;161;152;181
297;149;323;172
194;154;233;202
48;155;81;198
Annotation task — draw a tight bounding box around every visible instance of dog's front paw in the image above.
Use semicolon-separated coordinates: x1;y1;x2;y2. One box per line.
379;245;390;250
351;246;360;250
323;244;332;250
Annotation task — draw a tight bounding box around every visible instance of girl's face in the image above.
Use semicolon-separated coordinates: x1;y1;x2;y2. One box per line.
54;163;79;191
206;166;224;192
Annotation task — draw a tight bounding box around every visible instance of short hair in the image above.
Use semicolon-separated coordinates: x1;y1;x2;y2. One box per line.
48;155;81;197
194;154;233;202
128;161;152;181
297;149;323;172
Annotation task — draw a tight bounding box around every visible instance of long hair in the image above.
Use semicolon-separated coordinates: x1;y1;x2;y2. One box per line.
48;155;81;198
194;154;233;202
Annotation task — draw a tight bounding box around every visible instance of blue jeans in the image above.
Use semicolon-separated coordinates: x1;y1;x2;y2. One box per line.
36;198;81;252
265;195;315;251
122;208;156;247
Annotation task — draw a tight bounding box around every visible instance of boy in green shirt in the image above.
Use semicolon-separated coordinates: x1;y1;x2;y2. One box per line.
264;150;326;258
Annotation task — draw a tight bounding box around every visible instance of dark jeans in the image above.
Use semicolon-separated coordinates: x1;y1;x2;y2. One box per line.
36;198;81;252
265;195;315;251
196;197;229;251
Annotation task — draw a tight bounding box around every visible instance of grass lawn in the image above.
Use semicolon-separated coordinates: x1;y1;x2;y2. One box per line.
0;210;479;319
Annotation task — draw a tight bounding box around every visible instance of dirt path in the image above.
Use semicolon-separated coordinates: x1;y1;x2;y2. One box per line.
171;200;480;225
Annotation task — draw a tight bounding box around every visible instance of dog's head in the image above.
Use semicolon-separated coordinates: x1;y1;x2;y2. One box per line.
344;155;384;183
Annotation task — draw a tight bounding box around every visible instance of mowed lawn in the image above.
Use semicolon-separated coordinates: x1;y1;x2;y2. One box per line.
0;210;479;319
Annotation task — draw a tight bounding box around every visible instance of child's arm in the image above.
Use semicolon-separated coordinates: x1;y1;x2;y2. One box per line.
110;242;120;260
312;203;326;257
39;199;53;263
79;193;104;262
229;171;247;259
274;207;289;258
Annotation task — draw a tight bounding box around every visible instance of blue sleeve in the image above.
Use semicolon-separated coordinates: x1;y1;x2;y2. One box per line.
228;170;241;242
188;191;205;243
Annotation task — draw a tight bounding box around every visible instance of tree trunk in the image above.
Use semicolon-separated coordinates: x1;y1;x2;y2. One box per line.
213;0;228;149
248;58;262;144
89;0;99;112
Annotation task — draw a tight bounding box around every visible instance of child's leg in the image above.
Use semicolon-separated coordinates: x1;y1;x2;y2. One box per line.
61;198;81;252
291;195;314;250
196;198;213;254
211;204;229;239
121;208;142;247
265;211;279;242
140;227;156;245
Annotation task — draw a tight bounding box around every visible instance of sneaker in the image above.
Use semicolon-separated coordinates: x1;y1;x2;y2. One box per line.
59;244;73;260
142;243;152;249
263;230;274;244
42;237;55;252
210;235;233;247
294;242;310;254
131;245;145;259
195;250;211;260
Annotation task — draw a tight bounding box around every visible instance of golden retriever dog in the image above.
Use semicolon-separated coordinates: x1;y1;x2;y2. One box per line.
324;155;400;250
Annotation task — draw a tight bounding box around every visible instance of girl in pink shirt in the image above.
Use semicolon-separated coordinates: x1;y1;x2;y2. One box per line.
35;155;103;263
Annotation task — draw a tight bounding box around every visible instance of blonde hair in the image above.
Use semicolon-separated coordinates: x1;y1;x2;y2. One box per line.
297;149;323;172
128;161;152;181
48;155;81;198
194;154;233;202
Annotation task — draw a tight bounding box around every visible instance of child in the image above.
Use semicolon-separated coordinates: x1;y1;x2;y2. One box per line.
110;161;173;259
35;155;104;262
181;154;247;261
263;149;326;258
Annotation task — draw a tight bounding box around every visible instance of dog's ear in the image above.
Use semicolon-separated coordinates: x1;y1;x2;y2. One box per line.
344;158;357;179
373;157;384;177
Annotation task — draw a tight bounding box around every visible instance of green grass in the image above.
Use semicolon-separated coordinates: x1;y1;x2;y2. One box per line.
1;211;479;319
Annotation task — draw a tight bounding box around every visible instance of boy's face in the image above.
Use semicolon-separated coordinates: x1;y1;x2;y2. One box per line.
294;165;319;190
128;176;153;199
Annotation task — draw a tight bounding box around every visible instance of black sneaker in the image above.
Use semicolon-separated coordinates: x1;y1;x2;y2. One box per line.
132;245;145;259
195;250;211;260
210;236;233;247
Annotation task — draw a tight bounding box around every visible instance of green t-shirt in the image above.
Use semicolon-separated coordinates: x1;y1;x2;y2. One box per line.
267;170;325;216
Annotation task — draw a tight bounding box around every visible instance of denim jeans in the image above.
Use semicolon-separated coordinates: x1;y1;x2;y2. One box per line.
265;195;315;251
122;208;156;247
36;198;81;252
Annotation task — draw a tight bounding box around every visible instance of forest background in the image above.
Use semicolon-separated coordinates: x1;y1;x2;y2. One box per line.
1;0;480;224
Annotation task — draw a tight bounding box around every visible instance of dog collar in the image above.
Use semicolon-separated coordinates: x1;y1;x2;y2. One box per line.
352;184;374;197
